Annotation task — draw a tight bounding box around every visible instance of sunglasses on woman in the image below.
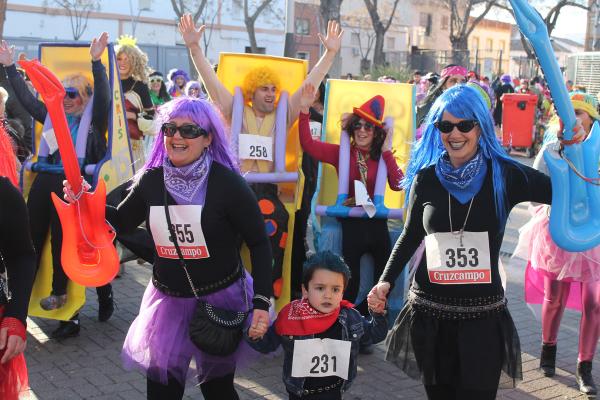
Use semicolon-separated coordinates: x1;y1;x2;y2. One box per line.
149;78;163;83
434;120;479;134
352;121;374;132
64;88;80;99
161;123;209;139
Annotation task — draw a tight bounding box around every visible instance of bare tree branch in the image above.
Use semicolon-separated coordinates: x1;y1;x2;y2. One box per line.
54;0;100;40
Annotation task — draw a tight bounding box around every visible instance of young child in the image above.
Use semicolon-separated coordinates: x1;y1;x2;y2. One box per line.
246;251;388;399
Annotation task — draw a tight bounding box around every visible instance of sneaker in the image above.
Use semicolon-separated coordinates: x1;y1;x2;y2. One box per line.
50;320;80;339
40;294;67;311
98;293;114;322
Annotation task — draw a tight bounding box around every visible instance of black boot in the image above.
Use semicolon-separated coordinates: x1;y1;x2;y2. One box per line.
98;288;114;322
540;343;557;377
576;361;597;396
51;318;80;339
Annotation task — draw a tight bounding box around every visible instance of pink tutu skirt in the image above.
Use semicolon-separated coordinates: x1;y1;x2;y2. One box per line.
121;272;259;386
515;205;600;282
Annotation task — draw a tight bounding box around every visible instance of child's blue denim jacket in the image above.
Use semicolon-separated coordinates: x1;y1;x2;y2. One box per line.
245;307;388;397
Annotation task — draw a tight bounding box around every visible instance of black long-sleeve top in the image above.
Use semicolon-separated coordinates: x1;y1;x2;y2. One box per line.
121;77;154;115
380;161;552;298
0;177;36;324
0;65;33;152
106;162;273;309
6;60;110;170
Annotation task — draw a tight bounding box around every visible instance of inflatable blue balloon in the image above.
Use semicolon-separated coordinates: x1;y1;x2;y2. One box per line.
510;0;600;252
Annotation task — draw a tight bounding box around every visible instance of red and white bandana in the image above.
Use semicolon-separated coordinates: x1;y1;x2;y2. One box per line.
274;298;353;336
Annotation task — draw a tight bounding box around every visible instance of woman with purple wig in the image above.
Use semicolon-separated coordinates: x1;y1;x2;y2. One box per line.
66;96;273;399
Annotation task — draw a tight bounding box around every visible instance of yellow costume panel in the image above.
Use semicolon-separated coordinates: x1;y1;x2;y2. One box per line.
26;43;132;321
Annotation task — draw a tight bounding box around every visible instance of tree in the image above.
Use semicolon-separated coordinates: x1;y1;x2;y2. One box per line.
169;0;209;77
199;2;222;55
54;0;101;40
320;0;343;77
363;0;401;68
242;0;284;54
0;0;6;42
497;0;589;60
443;0;497;65
343;13;376;74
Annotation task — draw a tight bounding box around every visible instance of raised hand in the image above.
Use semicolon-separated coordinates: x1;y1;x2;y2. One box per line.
90;32;109;61
0;41;15;66
178;13;206;50
317;20;344;54
300;83;316;113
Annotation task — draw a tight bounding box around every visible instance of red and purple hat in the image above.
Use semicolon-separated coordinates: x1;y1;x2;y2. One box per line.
353;95;385;127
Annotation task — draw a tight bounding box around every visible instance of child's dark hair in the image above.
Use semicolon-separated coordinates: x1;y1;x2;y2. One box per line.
302;251;351;289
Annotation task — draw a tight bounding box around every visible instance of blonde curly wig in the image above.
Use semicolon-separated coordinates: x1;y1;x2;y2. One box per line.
242;66;280;104
116;44;150;83
62;74;93;105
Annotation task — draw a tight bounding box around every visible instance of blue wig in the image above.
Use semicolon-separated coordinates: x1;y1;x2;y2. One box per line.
403;84;522;223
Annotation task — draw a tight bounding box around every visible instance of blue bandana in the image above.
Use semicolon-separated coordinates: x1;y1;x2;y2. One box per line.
435;150;487;204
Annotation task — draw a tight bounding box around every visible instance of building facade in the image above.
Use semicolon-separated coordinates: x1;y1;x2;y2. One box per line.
5;0;286;74
469;18;512;79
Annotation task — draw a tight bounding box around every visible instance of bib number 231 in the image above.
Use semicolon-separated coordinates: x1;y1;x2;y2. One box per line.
291;338;351;380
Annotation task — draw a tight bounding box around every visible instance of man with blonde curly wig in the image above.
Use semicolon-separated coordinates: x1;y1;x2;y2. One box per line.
179;14;343;173
180;15;343;298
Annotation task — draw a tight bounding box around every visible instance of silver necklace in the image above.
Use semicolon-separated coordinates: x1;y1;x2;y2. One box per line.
448;193;474;247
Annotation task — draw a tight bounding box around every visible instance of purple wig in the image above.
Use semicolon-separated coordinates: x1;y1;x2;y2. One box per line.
133;96;239;184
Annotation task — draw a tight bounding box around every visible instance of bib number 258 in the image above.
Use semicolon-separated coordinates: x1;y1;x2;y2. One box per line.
249;145;268;159
445;247;479;268
310;354;337;374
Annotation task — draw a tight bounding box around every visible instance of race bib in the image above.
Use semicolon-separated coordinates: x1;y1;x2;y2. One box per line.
309;121;322;140
42;128;59;154
291;338;351;380
149;205;210;260
425;231;491;284
239;134;273;161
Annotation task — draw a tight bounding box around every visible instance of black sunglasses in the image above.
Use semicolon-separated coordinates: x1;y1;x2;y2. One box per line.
161;123;209;139
64;91;80;99
352;121;374;132
434;120;479;134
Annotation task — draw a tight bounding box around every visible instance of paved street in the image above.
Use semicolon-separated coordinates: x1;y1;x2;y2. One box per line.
23;154;596;399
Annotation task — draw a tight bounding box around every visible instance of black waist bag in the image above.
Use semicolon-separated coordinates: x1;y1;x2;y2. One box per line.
163;187;249;356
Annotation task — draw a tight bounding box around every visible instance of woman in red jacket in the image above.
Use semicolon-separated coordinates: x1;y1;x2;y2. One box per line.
298;83;404;321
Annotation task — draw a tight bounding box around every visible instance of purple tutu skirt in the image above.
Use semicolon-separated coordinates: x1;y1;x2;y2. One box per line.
121;272;259;385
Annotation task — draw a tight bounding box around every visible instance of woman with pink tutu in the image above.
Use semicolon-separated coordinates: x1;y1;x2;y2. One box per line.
516;91;600;396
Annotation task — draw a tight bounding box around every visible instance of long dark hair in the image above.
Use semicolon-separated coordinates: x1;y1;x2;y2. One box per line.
342;113;387;160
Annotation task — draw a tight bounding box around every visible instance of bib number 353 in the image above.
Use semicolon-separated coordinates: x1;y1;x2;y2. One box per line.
291;338;351;380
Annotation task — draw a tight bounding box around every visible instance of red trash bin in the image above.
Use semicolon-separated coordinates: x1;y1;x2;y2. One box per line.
501;93;538;156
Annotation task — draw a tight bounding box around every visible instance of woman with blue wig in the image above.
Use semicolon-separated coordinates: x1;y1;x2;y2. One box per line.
368;84;554;399
65;96;273;399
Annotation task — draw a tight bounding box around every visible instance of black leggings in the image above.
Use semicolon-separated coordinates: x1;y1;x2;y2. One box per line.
28;173;67;295
424;384;498;400
340;218;391;315
147;373;238;400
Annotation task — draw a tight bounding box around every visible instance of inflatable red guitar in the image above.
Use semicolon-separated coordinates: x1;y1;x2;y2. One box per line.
19;59;119;287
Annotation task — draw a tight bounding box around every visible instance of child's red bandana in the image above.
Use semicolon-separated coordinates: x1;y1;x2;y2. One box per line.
274;298;353;336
